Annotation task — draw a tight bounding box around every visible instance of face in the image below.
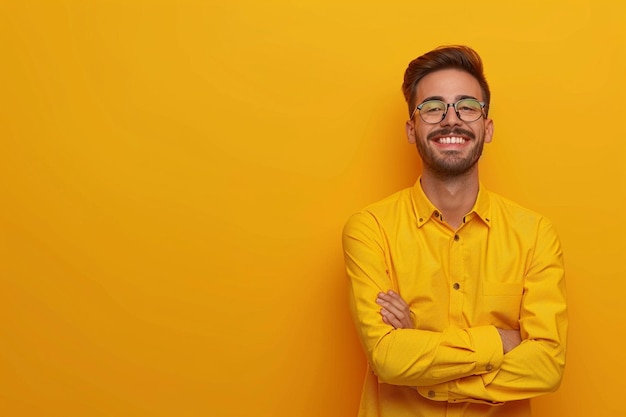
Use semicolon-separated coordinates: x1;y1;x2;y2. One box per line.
405;68;494;178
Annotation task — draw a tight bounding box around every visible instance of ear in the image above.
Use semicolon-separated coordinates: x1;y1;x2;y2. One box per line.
483;117;494;143
405;119;416;144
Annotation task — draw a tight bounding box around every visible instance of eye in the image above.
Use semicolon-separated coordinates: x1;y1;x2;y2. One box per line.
420;101;445;113
457;100;481;112
457;100;483;117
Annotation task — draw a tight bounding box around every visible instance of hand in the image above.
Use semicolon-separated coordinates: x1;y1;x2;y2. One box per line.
376;290;414;329
496;328;522;354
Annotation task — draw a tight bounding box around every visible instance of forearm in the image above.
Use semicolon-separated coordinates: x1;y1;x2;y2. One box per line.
370;325;504;387
345;211;505;387
416;218;568;404
351;280;505;387
417;337;566;404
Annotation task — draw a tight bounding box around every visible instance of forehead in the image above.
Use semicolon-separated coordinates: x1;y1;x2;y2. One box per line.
415;68;483;101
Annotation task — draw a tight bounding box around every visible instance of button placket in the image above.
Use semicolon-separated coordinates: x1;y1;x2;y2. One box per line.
448;229;464;326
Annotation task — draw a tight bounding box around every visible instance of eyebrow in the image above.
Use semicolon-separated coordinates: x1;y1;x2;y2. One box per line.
419;94;479;104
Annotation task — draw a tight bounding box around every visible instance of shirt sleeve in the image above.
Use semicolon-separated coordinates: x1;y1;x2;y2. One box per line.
416;217;568;404
343;211;504;387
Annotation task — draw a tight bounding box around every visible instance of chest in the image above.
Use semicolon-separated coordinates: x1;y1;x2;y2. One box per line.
385;221;531;329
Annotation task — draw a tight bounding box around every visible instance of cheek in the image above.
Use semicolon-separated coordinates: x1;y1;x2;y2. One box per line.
408;121;435;144
416;127;432;143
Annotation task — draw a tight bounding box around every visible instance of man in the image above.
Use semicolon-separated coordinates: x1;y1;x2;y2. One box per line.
342;45;567;417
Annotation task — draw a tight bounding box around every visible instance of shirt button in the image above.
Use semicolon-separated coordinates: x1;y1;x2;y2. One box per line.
433;211;440;218
486;364;493;372
454;234;459;241
453;283;460;290
428;390;436;398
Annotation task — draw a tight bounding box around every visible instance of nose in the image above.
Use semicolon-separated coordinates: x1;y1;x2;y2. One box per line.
441;104;462;126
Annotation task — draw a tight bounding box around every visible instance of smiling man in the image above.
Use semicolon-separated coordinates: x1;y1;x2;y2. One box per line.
342;46;567;417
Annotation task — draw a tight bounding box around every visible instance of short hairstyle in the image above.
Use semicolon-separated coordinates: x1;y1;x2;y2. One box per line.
401;45;491;117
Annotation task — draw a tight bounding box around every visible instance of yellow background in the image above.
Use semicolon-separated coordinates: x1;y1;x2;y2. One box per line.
1;1;624;416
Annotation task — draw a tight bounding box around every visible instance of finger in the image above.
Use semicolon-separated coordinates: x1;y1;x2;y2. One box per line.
377;292;407;310
377;296;409;322
381;308;403;329
377;291;413;328
381;313;393;327
381;308;413;330
386;290;410;308
378;292;410;316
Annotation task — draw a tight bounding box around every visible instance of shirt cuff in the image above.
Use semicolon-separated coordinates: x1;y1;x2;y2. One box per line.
467;325;503;376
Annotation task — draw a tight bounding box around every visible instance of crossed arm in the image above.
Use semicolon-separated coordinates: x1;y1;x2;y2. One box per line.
344;212;567;404
376;290;522;354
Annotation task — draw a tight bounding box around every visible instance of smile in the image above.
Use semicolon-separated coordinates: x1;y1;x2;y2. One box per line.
436;136;467;144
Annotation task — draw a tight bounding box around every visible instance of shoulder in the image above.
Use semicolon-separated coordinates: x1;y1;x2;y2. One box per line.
486;189;557;234
343;188;413;235
348;187;413;221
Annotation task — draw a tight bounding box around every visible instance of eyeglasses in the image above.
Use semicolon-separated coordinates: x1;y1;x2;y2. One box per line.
411;98;486;124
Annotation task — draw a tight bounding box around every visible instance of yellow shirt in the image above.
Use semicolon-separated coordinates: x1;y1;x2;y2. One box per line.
342;180;567;417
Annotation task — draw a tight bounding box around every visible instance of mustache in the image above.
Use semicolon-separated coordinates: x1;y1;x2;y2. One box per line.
427;128;475;141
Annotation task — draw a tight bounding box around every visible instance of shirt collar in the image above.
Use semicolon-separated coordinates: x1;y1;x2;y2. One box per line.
411;177;492;228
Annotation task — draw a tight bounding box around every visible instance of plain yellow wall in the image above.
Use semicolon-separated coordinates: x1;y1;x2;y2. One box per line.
1;1;625;416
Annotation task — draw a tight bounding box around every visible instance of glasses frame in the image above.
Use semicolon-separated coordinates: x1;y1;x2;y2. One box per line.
411;98;487;124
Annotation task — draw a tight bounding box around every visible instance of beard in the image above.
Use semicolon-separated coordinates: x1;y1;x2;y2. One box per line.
415;127;485;179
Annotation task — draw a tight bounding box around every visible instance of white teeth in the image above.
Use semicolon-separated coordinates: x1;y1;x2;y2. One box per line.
437;136;465;144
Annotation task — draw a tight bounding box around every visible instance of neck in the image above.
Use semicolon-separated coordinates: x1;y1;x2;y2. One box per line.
420;168;479;229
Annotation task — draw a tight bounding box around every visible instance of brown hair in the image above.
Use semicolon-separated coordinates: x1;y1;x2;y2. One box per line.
402;45;491;117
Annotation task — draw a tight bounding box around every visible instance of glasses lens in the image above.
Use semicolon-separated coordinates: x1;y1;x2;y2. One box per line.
456;99;483;122
419;101;446;123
